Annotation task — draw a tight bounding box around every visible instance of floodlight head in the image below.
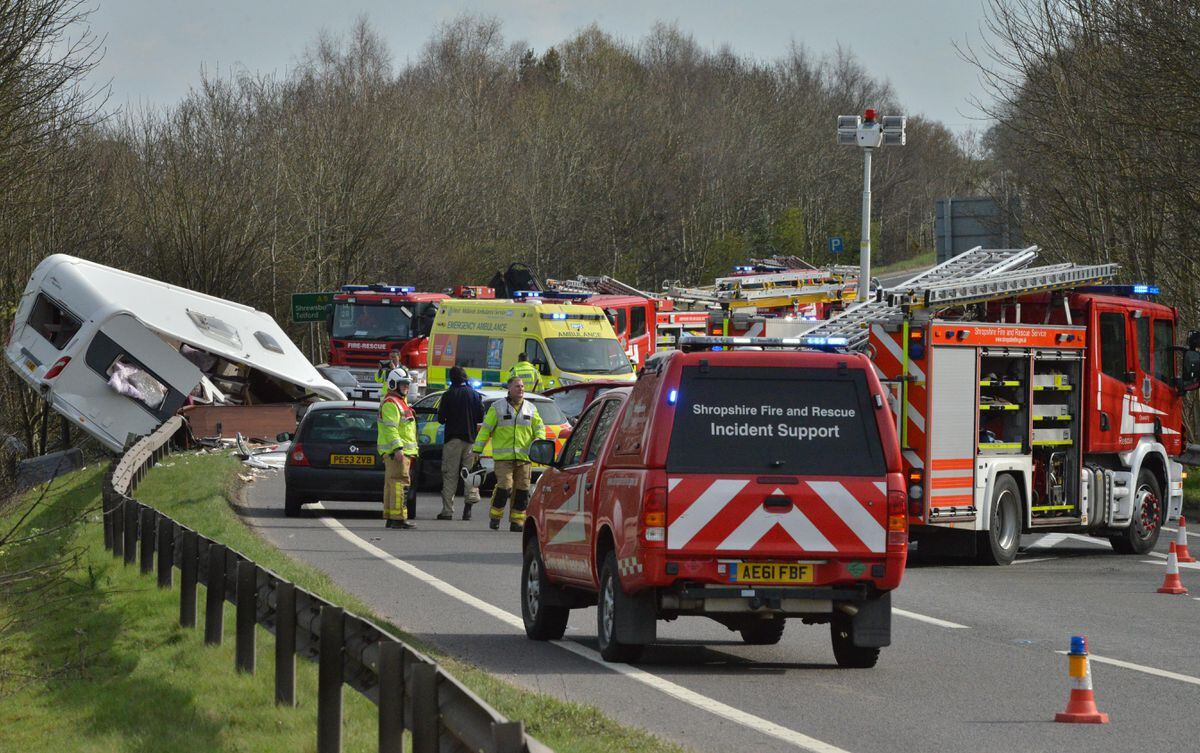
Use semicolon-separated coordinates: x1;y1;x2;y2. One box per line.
883;132;906;146
881;115;906;131
837;115;862;130
837;131;858;145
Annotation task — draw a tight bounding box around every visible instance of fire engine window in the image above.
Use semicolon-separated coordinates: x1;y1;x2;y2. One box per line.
330;303;413;340
1135;316;1151;375
1098;313;1128;380
583;400;621;463
28;293;82;350
630;307;647;339
1154;319;1175;382
610;308;627;336
560;402;601;467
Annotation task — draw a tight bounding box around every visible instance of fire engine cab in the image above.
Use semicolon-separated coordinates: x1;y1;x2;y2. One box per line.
326;284;447;393
521;336;907;666
804;246;1200;564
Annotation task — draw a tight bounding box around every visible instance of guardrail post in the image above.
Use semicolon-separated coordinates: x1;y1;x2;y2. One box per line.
157;518;174;589
180;530;197;626
411;663;439;753
492;722;525;753
139;507;156;575
123;501;138;566
112;497;124;559
318;605;344;753
205;543;227;645
102;487;113;550
236;560;257;674
276;581;296;707
378;642;405;753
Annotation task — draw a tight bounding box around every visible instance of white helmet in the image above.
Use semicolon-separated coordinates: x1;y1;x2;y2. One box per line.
386;367;412;391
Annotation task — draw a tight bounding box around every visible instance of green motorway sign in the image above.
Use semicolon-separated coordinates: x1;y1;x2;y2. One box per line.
291;292;335;323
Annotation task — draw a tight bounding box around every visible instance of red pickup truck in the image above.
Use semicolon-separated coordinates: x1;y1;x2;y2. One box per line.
521;339;908;666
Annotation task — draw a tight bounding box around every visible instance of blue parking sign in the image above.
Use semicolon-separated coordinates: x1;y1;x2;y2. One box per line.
829;236;844;254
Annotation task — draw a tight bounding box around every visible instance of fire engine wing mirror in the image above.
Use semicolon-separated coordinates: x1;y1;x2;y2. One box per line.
1180;349;1200;392
529;439;557;467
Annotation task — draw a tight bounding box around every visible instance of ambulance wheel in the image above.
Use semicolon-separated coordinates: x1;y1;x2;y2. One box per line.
597;552;644;663
978;474;1020;566
739;617;786;646
830;615;880;668
522;541;569;640
1110;469;1162;555
284;491;307;517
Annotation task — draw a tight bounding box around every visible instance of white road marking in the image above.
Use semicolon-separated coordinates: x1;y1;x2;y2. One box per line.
892;609;970;629
1057;651;1200;688
1026;533;1112;550
311;504;853;753
1145;552;1200;570
1012;557;1055;565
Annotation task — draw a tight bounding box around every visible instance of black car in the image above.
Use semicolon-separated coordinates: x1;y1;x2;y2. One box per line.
283;401;383;516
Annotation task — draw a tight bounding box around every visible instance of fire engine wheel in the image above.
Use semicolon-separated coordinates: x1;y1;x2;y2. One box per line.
1110;470;1162;555
830;615;880;668
521;542;569;641
597;552;644;663
978;474;1021;566
739;617;787;646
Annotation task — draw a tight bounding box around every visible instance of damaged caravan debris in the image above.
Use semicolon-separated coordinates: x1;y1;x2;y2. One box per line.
4;254;345;453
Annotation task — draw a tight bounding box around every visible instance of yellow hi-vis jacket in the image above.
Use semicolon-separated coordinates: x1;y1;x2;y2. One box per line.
507;361;542;392
377;394;418;457
473;398;545;462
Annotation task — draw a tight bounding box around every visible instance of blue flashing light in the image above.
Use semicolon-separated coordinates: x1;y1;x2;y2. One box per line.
341;284;371;292
667;388;678;405
513;290;543;299
733;265;754;273
1132;284;1159;295
550;312;568;320
470;380;483;388
1069;635;1087;655
710;345;724;351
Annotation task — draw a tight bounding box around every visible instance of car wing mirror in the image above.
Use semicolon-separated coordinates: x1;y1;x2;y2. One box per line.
529;439;557;467
276;432;293;442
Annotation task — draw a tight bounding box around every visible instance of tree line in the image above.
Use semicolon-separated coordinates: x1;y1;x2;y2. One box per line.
3;0;1199;462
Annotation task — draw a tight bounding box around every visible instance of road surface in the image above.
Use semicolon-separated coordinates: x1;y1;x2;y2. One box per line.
239;472;1199;753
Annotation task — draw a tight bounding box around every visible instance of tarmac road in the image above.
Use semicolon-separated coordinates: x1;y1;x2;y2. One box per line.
239;472;1200;753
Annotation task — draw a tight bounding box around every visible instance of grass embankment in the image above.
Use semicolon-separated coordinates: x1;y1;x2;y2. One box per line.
0;453;686;753
1181;470;1200;518
873;250;936;278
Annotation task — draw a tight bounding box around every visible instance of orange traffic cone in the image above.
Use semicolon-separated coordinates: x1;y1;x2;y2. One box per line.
1055;635;1109;724
1175;517;1195;564
1157;543;1188;595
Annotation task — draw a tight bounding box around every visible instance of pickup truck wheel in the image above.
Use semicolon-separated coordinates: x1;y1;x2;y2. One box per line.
830;615;880;668
1110;469;1162;555
522;542;569;640
977;474;1020;565
284;491;306;518
740;617;786;646
596;552;644;663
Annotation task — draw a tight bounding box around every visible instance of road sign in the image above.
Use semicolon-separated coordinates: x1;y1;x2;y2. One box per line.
291;292;335;323
829;237;844;254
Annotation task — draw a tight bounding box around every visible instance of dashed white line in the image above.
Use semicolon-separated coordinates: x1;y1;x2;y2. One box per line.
312;504;853;753
892;608;970;629
1058;651;1200;687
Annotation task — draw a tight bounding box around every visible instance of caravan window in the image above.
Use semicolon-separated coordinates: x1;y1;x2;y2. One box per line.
29;294;82;350
107;356;169;410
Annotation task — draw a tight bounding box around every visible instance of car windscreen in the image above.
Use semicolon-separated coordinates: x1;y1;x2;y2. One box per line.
302;409;377;444
545;337;633;375
666;365;886;476
331;303;414;340
484;397;567;426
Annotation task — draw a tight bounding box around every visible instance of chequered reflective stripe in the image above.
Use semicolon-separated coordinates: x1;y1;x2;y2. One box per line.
617;556;643;577
666;477;888;554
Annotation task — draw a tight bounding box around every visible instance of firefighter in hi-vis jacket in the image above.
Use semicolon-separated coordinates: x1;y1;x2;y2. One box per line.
377;367;418;529
472;376;545;531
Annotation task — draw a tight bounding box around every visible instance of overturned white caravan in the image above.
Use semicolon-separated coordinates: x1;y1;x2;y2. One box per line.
4;254;345;452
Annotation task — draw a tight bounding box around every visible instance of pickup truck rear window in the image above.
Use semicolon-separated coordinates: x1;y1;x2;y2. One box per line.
666;365;886;476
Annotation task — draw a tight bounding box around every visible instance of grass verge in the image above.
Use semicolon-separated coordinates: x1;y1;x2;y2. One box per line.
873;250;936;278
0;453;687;753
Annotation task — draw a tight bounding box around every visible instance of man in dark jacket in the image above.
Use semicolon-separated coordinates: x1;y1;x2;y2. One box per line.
436;366;484;520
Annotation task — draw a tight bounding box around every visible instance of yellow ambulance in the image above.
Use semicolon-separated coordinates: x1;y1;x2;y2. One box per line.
425;298;637;391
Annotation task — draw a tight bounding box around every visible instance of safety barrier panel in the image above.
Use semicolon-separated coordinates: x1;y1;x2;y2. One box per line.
101;416;551;753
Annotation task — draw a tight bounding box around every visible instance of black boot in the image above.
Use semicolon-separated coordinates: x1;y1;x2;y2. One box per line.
398;520;416;529
510;489;529;533
489;488;509;531
462;502;473;521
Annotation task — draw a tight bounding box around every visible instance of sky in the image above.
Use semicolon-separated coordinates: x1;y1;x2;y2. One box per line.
81;0;996;131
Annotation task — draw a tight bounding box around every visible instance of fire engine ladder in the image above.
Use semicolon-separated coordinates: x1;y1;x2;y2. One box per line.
893;262;1119;310
572;275;656;299
800;245;1041;350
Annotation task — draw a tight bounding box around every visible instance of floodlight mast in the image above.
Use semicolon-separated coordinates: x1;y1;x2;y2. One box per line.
836;109;906;301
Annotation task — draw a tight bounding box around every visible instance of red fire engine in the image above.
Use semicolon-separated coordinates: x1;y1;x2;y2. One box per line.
803;246;1200;564
327;284;448;390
